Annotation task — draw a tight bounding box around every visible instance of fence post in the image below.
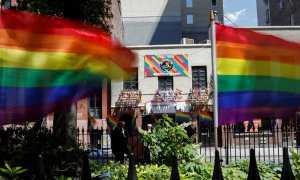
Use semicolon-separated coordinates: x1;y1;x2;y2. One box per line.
280;147;295;180
247;149;260;180
127;153;138;180
170;155;180;180
81;153;92;180
36;154;45;180
212;150;224;180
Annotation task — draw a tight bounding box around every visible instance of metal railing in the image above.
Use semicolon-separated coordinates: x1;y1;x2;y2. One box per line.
79;122;300;164
198;123;300;164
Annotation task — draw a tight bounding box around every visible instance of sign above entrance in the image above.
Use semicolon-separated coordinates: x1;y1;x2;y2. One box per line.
145;101;189;114
144;54;188;77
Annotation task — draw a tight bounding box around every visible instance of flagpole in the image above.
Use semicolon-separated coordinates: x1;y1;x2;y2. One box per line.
210;10;219;151
0;0;2;14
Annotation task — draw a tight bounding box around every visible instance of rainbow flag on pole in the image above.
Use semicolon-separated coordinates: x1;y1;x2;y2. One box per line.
199;111;213;124
175;110;190;123
107;114;119;129
0;10;135;125
216;23;300;125
87;113;97;131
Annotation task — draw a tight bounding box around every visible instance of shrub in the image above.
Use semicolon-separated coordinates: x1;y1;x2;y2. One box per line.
0;127;83;178
139;114;198;166
290;148;300;179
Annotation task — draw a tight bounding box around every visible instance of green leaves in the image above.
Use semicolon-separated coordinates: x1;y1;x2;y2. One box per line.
139;114;197;166
290;148;300;179
0;163;28;180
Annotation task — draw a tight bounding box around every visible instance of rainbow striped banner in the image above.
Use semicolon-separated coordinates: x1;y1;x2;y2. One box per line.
107;114;119;129
0;10;135;125
144;54;188;77
175;110;190;123
199;111;213;124
217;23;300;125
87;113;97;131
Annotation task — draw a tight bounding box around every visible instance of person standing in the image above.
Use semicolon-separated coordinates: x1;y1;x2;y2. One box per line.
127;130;145;164
111;121;128;163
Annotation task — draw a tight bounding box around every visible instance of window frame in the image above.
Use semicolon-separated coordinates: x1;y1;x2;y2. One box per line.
186;14;194;25
89;93;102;119
211;0;217;7
158;76;173;91
123;68;138;90
192;66;207;89
186;0;193;8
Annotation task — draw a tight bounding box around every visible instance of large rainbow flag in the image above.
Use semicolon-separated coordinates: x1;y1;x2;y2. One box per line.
107;114;119;129
0;10;135;125
216;23;300;125
175;110;190;123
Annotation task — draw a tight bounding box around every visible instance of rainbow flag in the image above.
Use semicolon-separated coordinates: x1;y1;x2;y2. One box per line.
175;110;190;123
87;113;97;131
107;114;119;129
296;111;300;120
216;23;300;125
199;111;213;124
0;10;135;125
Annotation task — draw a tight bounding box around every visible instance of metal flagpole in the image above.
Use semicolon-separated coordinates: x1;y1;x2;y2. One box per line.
210;10;219;150
0;0;2;14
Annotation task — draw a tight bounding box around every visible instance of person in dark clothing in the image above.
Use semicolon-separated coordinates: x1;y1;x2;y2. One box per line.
127;129;145;164
184;124;196;143
111;121;128;164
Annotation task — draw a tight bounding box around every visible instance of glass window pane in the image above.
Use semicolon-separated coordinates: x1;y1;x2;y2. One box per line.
123;69;138;90
212;0;217;6
187;14;193;24
158;77;173;90
192;66;207;88
186;0;192;8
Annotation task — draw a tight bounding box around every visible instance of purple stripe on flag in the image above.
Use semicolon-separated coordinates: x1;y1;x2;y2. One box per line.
219;106;296;125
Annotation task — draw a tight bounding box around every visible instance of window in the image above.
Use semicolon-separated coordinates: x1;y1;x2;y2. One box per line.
123;69;138;90
192;66;207;88
278;0;284;10
291;14;294;25
289;0;295;7
89;93;102;119
186;0;192;8
211;0;217;7
186;14;193;24
266;9;270;24
158;76;173;90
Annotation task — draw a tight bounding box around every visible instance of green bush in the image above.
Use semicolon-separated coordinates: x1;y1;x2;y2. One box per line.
0;127;83;178
290;148;300;179
89;158;282;180
0;163;28;180
139;114;198;166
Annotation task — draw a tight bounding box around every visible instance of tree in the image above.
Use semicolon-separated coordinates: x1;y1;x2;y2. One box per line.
15;0;113;31
13;0;113;143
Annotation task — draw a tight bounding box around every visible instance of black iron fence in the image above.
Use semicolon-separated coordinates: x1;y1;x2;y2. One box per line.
79;121;300;165
77;128;148;164
198;122;300;164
